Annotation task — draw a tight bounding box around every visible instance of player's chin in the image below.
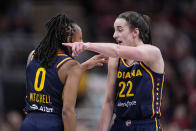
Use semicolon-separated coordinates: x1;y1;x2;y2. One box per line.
117;41;124;45
119;42;124;45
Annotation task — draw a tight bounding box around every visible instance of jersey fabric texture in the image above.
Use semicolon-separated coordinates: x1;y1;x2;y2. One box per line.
21;53;72;131
110;117;162;131
21;112;64;131
112;58;164;131
24;53;72;116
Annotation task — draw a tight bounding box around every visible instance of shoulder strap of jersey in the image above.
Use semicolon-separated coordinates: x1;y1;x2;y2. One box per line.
56;54;72;70
121;58;136;67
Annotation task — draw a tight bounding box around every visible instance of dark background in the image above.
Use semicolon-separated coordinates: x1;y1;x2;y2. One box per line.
0;0;196;130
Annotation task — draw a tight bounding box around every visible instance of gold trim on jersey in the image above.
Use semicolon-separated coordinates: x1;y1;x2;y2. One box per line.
140;62;155;118
121;58;135;67
57;54;68;56
159;74;165;116
155;118;158;131
56;57;72;69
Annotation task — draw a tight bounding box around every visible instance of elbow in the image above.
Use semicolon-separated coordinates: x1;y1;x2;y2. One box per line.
103;98;114;110
104;96;115;106
62;107;76;118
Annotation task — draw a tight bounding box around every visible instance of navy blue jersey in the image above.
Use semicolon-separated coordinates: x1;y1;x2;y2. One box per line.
114;58;164;120
21;112;64;131
24;53;72;116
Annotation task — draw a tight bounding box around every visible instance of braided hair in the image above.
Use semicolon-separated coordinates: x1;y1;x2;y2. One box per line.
118;11;152;44
33;13;75;67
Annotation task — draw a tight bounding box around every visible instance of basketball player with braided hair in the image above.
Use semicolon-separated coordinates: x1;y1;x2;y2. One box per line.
21;13;107;131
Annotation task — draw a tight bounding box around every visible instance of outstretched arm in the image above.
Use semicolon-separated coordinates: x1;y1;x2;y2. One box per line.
63;42;160;62
63;42;164;73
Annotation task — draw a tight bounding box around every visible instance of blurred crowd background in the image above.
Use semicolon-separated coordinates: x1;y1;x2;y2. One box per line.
0;0;196;131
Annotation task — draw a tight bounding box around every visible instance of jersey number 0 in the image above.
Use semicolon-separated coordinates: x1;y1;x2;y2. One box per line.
34;67;46;92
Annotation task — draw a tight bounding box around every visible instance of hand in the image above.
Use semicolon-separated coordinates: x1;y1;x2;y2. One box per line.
81;55;108;70
62;42;85;57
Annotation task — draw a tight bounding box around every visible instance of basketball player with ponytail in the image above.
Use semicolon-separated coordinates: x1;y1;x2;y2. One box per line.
64;11;165;131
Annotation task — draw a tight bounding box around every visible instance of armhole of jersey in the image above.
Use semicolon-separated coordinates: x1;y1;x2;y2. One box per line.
140;62;154;79
140;62;164;75
56;57;72;70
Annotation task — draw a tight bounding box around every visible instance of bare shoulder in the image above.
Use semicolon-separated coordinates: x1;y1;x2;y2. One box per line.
145;44;164;62
141;44;164;74
137;44;163;62
58;59;81;84
60;59;81;74
139;44;161;53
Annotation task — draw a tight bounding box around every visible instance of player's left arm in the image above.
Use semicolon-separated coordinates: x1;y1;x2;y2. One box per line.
61;61;83;131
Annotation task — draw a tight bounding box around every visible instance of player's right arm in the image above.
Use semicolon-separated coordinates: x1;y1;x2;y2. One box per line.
63;42;164;74
100;58;119;131
59;55;108;131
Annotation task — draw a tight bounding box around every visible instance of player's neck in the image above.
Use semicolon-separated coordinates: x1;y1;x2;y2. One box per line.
136;40;144;46
57;50;65;54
